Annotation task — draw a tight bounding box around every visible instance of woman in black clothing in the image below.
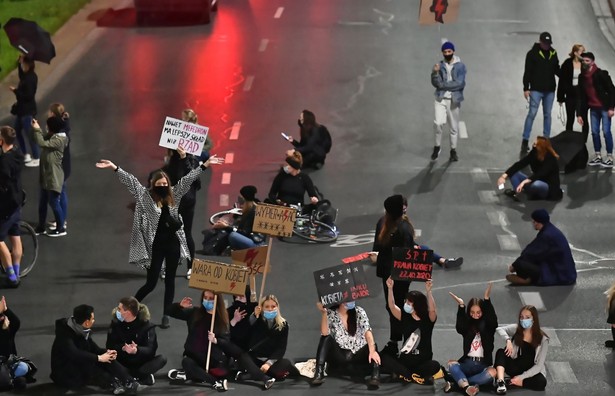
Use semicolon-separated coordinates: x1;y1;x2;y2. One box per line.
268;151;319;206
226;286;258;351
557;44;588;136
443;283;498;395
497;136;562;201
372;194;415;354
213;185;264;250
9;55;39;165
167;290;230;392
287;110;328;169
0;296;36;387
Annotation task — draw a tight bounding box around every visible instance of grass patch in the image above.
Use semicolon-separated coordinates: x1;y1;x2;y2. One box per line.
0;0;91;80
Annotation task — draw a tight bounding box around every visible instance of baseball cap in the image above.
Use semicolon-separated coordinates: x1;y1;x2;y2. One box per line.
539;32;552;44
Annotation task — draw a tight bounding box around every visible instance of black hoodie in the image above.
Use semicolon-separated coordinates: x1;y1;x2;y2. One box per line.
0;146;24;219
523;43;560;92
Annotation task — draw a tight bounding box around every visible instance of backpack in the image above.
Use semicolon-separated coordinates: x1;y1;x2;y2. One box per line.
319;125;332;154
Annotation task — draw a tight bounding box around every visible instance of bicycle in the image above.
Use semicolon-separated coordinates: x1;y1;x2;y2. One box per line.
2;221;38;278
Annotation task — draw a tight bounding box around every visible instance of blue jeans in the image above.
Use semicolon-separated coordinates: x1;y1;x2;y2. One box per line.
229;232;257;250
418;244;443;263
589;108;613;154
13;115;40;158
523;91;555;140
38;189;66;231
510;171;549;200
60;182;68;222
448;359;493;386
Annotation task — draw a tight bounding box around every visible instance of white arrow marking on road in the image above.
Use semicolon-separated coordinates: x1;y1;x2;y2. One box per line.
518;291;546;311
497;235;520;251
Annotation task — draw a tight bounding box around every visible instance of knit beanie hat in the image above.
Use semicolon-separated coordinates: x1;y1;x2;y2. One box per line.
239;185;257;201
531;209;550;224
384;194;404;219
441;41;455;52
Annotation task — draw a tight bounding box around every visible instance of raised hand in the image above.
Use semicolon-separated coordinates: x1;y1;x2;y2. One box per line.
484;282;493;300
385;277;394;289
180;297;193;308
95;159;117;170
448;292;464;306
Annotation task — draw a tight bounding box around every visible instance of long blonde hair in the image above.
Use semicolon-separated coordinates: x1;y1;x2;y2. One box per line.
261;294;286;331
606;282;615;312
182;109;198;124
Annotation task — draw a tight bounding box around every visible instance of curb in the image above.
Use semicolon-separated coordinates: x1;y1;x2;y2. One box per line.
591;0;615;51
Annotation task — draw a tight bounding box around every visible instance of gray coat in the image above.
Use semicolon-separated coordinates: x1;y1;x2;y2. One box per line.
496;324;549;381
117;166;204;269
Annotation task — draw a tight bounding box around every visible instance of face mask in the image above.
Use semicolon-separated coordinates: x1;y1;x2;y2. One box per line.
443;54;454;62
403;303;414;314
202;299;215;311
520;318;533;329
263;310;278;320
581;63;590;71
344;301;356;310
154;186;169;198
116;310;124;322
283;165;291;174
297;119;303;127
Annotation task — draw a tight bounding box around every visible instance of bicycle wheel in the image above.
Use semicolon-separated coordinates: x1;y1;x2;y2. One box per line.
15;221;38;277
293;220;338;243
209;208;242;225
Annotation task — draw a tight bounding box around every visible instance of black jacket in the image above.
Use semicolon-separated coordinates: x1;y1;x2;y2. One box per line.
162;153;201;205
247;318;288;360
0;309;20;357
50;318;105;388
523;43;560;92
372;218;415;279
106;305;159;367
577;67;615;112
227;299;258;351
505;149;562;201
455;299;498;366
268;169;317;205
292;125;327;159
0;147;24;219
13;64;37;116
557;57;581;103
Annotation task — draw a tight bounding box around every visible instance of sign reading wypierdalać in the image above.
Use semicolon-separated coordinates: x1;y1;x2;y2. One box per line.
252;203;296;237
158;116;209;156
391;248;434;282
419;0;460;25
189;259;249;295
313;263;370;308
231;245;270;274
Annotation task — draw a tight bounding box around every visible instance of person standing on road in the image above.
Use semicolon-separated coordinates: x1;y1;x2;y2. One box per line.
95;152;223;329
9;56;39;167
0;126;24;287
430;41;466;162
576;52;615;168
521;32;560;154
47;104;72;231
557;44;588;135
181;109;213;161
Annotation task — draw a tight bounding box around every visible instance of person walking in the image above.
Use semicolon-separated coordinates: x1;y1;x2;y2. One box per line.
9;56;39;167
431;41;466;162
521;32;560;153
96;151;223;329
557;44;588;134
577;52;615;168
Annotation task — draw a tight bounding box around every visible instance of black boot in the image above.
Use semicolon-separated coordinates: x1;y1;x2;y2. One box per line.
367;363;380;390
311;336;330;386
520;139;529;154
311;364;325;386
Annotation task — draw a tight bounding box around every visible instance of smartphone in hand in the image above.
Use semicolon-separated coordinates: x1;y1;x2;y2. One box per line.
281;132;291;141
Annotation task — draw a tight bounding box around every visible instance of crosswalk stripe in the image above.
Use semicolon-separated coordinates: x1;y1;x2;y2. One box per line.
478;190;498;204
546;361;578;383
219;194;229;207
518;291;546;311
487;211;509;227
497;235;520;250
542;327;561;346
225;152;234;164
221;173;231;185
229;122;242;140
259;39;269;52
243;75;254;91
470;168;490;184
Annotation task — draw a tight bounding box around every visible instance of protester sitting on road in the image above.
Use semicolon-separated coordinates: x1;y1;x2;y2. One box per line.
213;185;265;250
310;301;381;389
372;194;415;355
10;55;39;167
268;151;319;207
182;109;213;161
0;296;36;389
96;152;223;329
497;136;562;201
50;304;139;394
443;283;497;395
166;290;230;392
380;279;442;385
506;209;576;286
31;118;68;237
45;104;71;233
227;286;258;351
106;297;167;387
285;110;331;170
0;126;24;287
493;305;548;394
605;281;615;349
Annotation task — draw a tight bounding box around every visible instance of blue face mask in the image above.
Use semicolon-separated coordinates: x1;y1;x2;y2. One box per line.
115;310;124;322
202;299;215;311
520;318;533;329
283;165;291;174
344;301;356;310
263;310;278;320
403;303;414;314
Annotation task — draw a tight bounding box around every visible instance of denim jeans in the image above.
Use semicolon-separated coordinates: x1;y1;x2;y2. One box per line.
523;91;555;140
14;115;40;158
448;359;493;386
510;171;549;200
589;108;613;154
60;182;68;222
38;189;66;231
418;244;443;263
229;232;257;250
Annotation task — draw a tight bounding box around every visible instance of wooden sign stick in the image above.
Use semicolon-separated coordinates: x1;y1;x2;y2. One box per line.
258;239;273;302
205;294;218;372
250;275;257;303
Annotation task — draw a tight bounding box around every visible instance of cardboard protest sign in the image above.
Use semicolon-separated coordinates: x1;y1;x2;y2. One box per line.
158;116;209;156
231;245;270;274
252;203;296;237
314;263;370;308
391;248;434;282
189;259;248;295
419;0;460;25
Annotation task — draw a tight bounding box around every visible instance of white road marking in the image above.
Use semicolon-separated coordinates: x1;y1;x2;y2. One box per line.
546;361;578;383
221;172;231;185
220;194;229;207
542;327;561;346
470;168;490;184
229;122;242;140
518;291;546;311
274;7;284;18
487;211;509;227
478;190;498;204
225;152;234;164
259;39;269;52
243;75;254;91
497;235;520;251
466;19;529;24
459;121;468;138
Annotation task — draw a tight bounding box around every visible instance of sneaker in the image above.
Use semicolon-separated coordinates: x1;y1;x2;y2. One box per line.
213;379;228;392
503;189;520;202
443;257;463;269
465;385;479;396
264;377;276;390
431;146;441;160
601;157;614;168
24;154;32;163
186;268;192;280
139;374;155;386
46;229;67;237
160;315;170;329
160;267;166;279
589;156;603;166
111;378;125;395
449;149;459;162
25;159;39;167
443;381;453;393
34;226;46;236
124;380;139;395
605;340;615;348
48;221;67;231
235;371;250;381
168;369;187;381
495;379;507;394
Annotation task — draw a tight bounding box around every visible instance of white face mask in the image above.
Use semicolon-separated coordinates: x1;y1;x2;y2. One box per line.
283;165;292;174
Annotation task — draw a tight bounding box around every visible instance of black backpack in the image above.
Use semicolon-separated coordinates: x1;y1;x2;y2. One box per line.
319;125;332;154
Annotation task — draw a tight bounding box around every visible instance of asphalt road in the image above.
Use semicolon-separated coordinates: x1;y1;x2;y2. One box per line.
3;0;615;395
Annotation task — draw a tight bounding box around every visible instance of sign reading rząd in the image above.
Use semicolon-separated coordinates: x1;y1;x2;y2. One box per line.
158;116;209;156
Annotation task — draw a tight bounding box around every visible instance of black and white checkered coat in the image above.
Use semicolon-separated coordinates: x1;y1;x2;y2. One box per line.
117;166;204;269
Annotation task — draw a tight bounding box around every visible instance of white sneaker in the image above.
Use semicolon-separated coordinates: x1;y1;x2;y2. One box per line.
25;158;39;167
24;154;32;163
186;268;192;280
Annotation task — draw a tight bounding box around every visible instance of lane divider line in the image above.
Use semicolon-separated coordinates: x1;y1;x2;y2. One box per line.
259;39;269;52
230;122;242;140
221;172;231;185
470;168;490;184
220;194;229;207
459;121;468;138
518;291;546;311
274;7;284;18
243;76;254;91
225;152;234;164
496;234;520;251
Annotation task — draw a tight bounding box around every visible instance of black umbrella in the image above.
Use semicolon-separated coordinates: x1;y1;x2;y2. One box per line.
3;17;56;64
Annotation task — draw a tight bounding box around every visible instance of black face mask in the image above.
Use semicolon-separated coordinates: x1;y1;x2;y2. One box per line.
153;186;169;198
297;119;303;127
581;63;591;72
443;54;454;62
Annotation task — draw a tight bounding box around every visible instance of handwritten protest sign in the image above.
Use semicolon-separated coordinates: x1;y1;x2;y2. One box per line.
314;263;370;308
231;245;270;274
189;259;248;295
158;116;209;156
391;248;434;282
419;0;460;25
252;203;296;237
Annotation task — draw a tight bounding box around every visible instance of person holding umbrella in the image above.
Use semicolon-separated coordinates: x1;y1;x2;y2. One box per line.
9;55;39;167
